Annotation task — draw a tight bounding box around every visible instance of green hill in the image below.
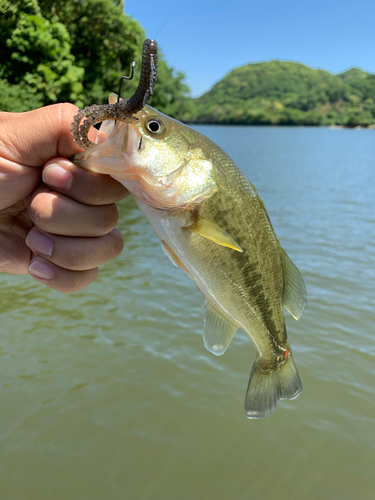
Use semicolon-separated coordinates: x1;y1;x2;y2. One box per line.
181;61;375;127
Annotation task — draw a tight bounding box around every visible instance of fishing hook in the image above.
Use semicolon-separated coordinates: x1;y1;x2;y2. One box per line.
117;61;136;103
71;39;158;149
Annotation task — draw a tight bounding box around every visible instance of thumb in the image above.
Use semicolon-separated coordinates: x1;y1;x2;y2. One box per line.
0;103;91;210
0;103;83;167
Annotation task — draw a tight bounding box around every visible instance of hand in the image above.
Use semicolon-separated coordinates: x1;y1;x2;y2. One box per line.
0;104;128;292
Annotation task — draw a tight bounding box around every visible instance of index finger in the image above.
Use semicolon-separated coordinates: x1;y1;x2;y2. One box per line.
42;158;129;205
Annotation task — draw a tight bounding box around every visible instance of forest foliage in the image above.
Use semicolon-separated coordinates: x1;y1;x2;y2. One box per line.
0;0;192;116
182;62;375;127
1;3;374;127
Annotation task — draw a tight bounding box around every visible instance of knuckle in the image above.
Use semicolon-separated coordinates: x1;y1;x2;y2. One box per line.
90;175;108;205
73;170;105;206
102;204;119;232
110;229;124;257
28;191;55;228
44;103;79;140
65;268;98;293
70;239;87;271
68;273;85;293
49;103;79;124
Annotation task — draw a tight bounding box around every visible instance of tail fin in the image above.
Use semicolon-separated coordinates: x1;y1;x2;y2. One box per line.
244;353;302;419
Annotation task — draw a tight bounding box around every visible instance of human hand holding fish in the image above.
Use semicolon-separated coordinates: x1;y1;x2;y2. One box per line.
0;104;126;292
71;39;307;419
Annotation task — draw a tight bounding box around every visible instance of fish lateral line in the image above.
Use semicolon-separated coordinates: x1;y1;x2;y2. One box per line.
71;90;306;420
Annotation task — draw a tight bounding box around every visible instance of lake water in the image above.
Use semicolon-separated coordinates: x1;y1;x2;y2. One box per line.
1;126;374;500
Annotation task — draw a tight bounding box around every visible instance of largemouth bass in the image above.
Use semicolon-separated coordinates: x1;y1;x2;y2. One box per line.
73;102;307;419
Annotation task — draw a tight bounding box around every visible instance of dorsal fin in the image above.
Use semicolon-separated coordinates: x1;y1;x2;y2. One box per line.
280;246;307;320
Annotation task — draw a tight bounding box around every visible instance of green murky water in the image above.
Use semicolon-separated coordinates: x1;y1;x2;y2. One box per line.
1;127;374;499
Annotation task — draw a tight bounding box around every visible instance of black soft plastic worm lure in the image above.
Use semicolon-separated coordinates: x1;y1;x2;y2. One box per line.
71;39;158;149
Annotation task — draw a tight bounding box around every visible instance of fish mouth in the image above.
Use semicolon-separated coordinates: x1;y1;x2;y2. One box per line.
71;120;142;176
121;122;142;155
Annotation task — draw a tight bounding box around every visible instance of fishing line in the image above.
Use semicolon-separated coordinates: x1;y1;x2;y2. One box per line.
153;0;184;39
118;0;183;102
132;0;184;65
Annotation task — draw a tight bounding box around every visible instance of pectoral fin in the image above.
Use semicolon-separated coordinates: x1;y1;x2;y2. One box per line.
280;246;307;320
186;218;243;252
203;302;238;356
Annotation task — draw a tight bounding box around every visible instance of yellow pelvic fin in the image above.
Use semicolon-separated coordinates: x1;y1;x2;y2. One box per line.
186;218;243;252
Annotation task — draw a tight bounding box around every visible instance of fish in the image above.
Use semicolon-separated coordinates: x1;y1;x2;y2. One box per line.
73;103;307;419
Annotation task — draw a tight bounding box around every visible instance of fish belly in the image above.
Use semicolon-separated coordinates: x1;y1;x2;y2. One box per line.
135;198;287;361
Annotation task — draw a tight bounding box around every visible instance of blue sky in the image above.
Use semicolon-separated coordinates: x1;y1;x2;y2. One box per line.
124;0;375;97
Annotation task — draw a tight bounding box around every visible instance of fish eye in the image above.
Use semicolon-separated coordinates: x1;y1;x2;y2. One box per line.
145;117;165;136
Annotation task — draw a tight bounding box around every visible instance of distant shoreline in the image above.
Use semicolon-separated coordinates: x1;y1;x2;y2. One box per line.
184;121;375;129
183;62;375;129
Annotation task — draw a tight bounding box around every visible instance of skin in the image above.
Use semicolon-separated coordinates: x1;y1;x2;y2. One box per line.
75;107;289;358
76;106;298;362
74;106;305;417
0;103;128;292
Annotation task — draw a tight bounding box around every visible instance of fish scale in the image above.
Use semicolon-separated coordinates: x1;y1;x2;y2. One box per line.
73;103;307;419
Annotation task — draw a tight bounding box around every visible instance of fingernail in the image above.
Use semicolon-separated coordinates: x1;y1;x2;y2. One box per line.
26;230;53;257
43;164;73;190
29;260;55;280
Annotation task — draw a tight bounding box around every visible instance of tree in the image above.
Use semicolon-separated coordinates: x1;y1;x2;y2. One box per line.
1;0;84;105
37;0;145;105
0;79;43;112
0;0;192;117
187;61;375;126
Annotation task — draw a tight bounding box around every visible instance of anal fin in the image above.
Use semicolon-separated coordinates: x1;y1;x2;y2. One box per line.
204;302;237;356
186;217;243;252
